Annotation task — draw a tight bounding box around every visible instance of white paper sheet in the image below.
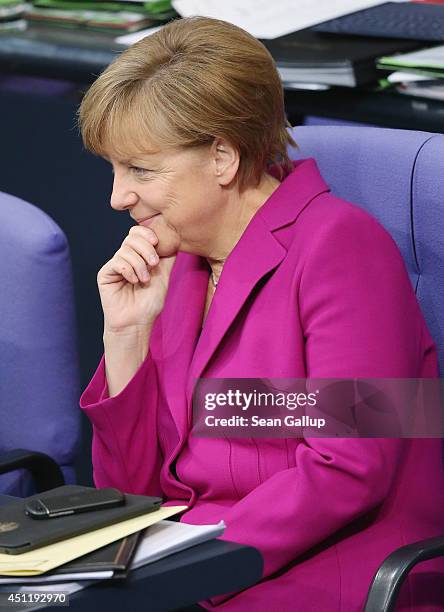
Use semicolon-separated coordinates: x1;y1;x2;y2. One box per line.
171;0;388;39
387;71;433;84
380;45;444;69
131;519;225;569
0;572;113;584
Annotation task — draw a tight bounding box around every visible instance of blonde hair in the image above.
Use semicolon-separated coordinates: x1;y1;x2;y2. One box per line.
77;16;297;192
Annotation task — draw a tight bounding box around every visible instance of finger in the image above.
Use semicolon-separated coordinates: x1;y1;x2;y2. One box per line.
118;246;152;282
114;248;151;284
123;235;159;267
109;255;140;284
129;225;159;245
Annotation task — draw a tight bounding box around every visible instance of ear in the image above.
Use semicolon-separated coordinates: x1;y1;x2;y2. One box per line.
211;137;240;186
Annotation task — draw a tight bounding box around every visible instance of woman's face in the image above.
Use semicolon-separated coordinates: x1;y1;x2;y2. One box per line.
107;140;235;258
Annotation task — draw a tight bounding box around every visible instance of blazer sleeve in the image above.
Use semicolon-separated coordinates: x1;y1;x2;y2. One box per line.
208;203;435;603
79;352;163;497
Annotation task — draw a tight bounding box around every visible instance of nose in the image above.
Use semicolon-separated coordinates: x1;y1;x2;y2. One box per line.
109;170;138;212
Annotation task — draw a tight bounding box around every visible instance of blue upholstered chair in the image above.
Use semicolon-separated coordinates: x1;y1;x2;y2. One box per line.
289;126;444;611
0;191;81;496
290;126;443;371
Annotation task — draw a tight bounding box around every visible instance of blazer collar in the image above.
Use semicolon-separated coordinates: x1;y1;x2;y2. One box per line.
260;157;329;231
161;158;330;434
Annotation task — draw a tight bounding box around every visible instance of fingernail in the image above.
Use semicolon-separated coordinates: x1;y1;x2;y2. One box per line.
149;255;158;265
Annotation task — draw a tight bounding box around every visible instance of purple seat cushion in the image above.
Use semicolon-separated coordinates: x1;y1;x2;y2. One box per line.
0;191;80;495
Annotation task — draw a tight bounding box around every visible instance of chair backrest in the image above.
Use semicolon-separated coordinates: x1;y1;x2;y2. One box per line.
288;126;444;374
0;191;81;495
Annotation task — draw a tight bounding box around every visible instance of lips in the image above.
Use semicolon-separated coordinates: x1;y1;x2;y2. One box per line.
136;214;160;224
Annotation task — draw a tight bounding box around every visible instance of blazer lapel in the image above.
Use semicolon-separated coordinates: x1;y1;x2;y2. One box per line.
150;253;205;437
186;215;286;401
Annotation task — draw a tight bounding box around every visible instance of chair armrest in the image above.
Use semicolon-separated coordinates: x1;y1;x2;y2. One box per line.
0;449;64;493
364;535;444;612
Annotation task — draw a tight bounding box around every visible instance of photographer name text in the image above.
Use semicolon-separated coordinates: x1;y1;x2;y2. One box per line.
204;415;326;428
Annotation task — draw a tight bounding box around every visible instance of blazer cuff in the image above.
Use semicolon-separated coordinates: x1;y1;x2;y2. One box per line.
79;351;155;426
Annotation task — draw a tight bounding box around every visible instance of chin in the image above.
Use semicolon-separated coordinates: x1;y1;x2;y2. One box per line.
152;224;181;257
157;243;180;257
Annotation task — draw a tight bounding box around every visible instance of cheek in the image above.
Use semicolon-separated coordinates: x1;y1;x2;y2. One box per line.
162;177;216;224
183;184;217;219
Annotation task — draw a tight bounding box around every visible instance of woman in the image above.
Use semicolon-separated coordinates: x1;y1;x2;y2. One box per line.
78;16;444;611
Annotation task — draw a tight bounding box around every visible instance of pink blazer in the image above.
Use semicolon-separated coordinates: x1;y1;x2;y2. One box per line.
80;159;444;611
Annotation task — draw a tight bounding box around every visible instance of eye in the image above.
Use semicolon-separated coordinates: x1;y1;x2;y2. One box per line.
129;166;151;178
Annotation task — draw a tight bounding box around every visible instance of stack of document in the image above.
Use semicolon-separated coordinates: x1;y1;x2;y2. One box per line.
0;486;225;612
0;505;187;577
261;29;420;88
378;45;444;79
378;45;444;100
0;0;28;31
0;519;225;584
0;516;225;611
25;0;177;34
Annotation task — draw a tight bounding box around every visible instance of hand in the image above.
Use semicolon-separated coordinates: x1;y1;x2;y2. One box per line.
97;225;177;332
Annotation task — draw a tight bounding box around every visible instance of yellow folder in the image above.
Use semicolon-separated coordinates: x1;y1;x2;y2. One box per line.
0;505;187;576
